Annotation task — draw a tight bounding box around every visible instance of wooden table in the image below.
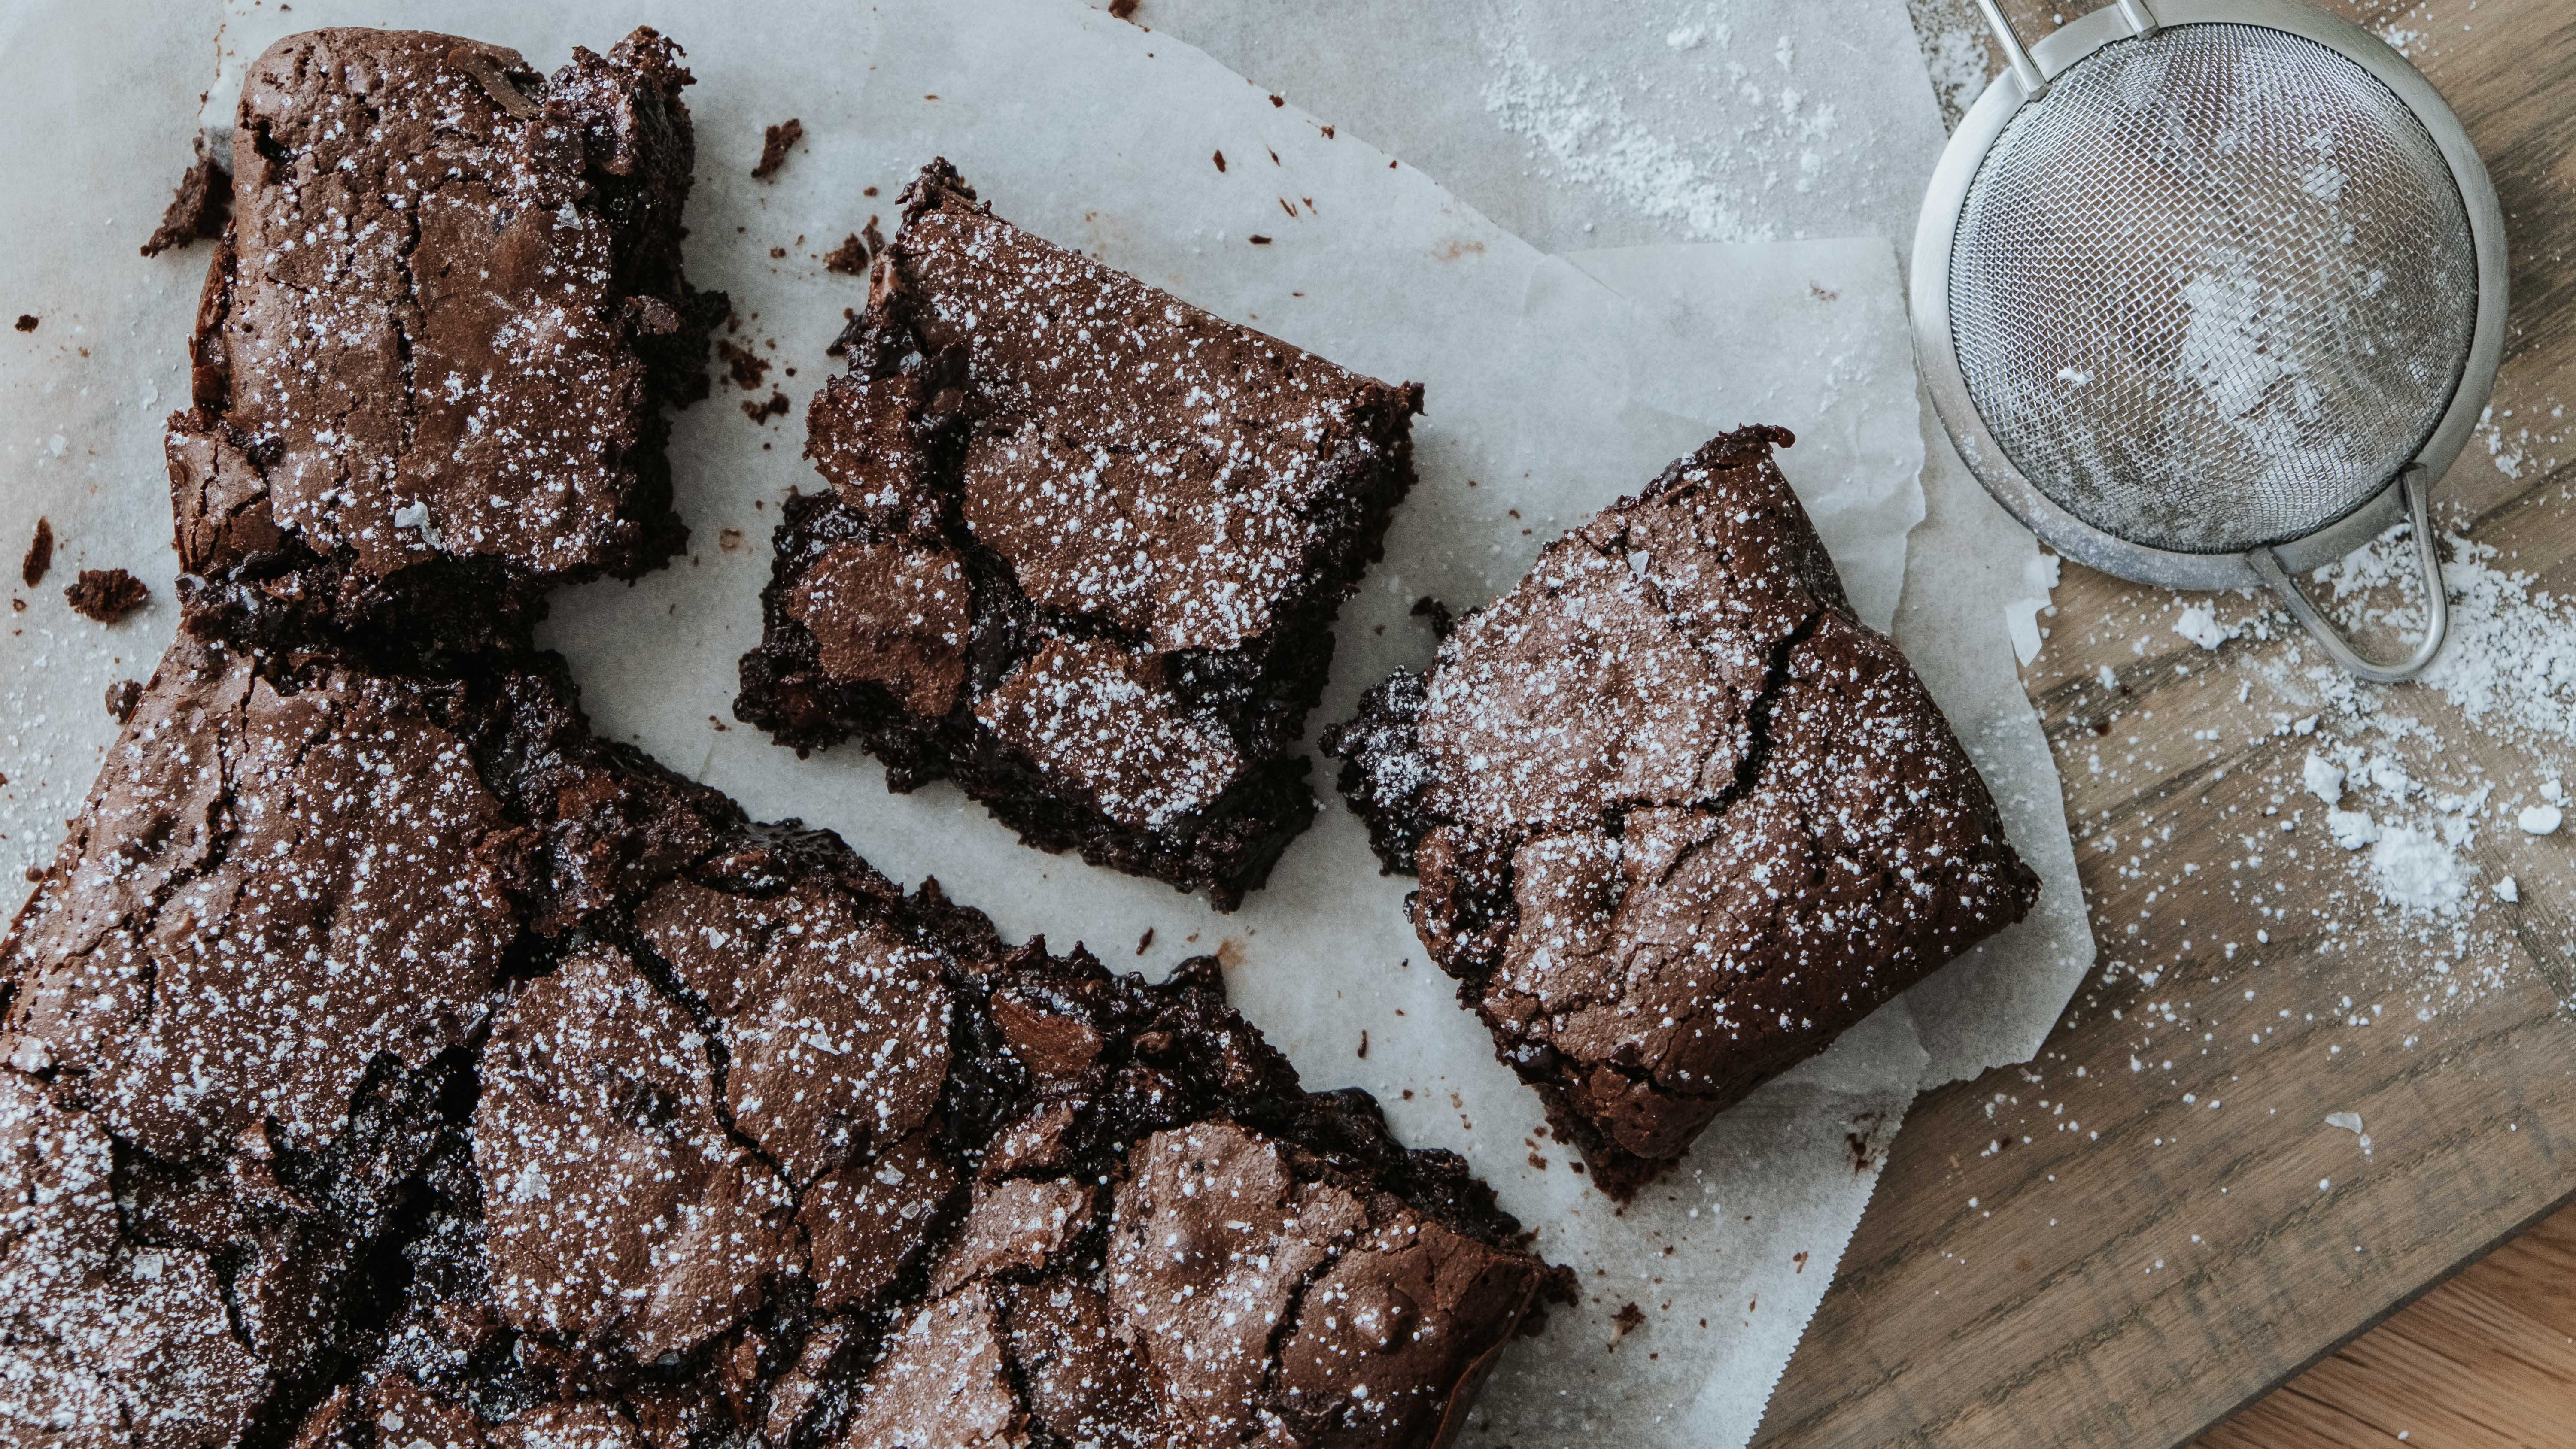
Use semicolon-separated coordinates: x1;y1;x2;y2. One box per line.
1755;1;2576;1443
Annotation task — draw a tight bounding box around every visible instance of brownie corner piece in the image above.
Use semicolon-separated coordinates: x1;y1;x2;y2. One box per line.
1327;426;2042;1197
735;159;1420;909
170;24;722;655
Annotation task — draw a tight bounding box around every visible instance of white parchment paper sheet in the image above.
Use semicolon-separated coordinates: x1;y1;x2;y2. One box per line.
0;0;2089;1443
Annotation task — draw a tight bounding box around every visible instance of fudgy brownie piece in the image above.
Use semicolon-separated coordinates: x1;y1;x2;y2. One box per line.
1326;428;2042;1198
0;632;737;1440
283;829;1561;1449
4;633;1554;1443
168;27;721;656
735;160;1421;909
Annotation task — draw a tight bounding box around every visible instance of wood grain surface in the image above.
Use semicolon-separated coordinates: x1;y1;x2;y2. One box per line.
1758;1;2576;1445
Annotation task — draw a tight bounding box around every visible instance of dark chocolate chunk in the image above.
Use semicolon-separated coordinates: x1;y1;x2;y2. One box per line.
735;160;1421;908
1327;427;2042;1196
100;679;140;723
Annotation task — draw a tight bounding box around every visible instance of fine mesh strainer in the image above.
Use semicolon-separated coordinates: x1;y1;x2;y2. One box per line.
1914;0;2507;680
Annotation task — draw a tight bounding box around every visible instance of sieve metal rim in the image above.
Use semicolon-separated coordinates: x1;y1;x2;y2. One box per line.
1910;0;2508;594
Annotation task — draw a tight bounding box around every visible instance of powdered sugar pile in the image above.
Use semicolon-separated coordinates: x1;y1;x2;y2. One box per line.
2071;517;2576;1034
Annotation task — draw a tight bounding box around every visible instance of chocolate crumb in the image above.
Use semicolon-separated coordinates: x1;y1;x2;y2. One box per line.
1270;94;1285;107
1613;1303;1647;1338
1109;0;1139;17
1136;928;1155;955
752;118;805;179
742;391;791;424
1248;234;1272;245
103;679;141;723
823;233;870;275
21;517;52;587
1409;595;1454;639
12;315;33;332
1357;1030;1369;1059
717;339;772;391
63;568;147;624
863;185;879;197
1212;149;1227;173
141;140;234;257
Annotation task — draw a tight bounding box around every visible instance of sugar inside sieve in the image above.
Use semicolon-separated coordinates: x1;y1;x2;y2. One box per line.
1913;0;2507;680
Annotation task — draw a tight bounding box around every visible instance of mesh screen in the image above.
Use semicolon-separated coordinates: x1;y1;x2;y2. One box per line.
1948;23;2476;554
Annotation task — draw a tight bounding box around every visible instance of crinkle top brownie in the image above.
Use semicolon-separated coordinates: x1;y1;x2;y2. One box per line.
0;631;737;1444
1327;428;2041;1197
169;27;719;655
737;160;1420;909
3;635;1558;1446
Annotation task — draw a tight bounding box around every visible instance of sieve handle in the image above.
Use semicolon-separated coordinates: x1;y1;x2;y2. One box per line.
1973;0;2048;96
2246;467;2450;684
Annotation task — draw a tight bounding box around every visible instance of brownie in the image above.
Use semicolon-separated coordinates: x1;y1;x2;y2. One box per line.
0;631;735;1439
1325;428;2043;1197
273;830;1561;1449
5;634;1557;1444
167;27;721;657
735;160;1421;909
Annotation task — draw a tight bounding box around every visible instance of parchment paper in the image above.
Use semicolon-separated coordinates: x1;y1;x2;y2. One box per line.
1088;0;1950;255
0;0;2087;1444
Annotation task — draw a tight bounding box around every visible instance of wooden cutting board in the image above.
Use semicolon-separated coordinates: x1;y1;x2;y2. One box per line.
1756;1;2576;1444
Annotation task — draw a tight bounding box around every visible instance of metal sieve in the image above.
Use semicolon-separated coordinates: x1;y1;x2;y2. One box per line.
1914;0;2507;680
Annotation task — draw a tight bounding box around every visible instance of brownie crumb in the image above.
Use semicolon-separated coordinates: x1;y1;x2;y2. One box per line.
1410;594;1454;639
718;338;771;391
103;679;142;723
1248;233;1272;244
140;140;232;257
1109;0;1139;16
823;232;871;275
1212;149;1227;173
742;390;791;423
1613;1303;1647;1338
21;516;52;587
1357;1029;1370;1059
752;117;805;179
11;315;32;332
64;568;147;624
1136;927;1155;955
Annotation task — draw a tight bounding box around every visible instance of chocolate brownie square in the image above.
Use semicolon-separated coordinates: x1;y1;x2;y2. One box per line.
168;27;721;656
735;160;1421;909
1326;428;2042;1197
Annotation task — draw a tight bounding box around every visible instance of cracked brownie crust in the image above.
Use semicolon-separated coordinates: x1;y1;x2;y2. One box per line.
1327;428;2041;1197
735;160;1421;909
168;27;721;656
4;635;1559;1446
